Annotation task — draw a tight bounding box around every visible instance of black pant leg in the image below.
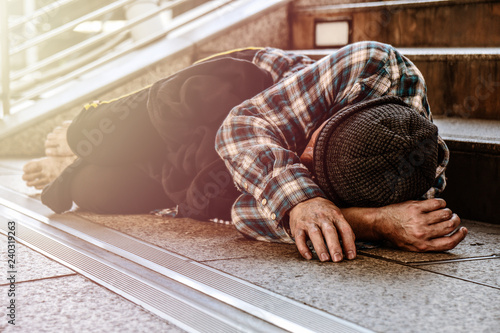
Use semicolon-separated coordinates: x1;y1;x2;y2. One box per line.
41;86;170;214
70;163;173;214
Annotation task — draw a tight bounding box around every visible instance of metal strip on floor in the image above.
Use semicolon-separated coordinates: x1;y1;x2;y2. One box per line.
0;213;260;333
0;186;372;333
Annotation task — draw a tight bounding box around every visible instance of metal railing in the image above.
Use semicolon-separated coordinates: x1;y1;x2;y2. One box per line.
0;0;233;120
1;0;10;118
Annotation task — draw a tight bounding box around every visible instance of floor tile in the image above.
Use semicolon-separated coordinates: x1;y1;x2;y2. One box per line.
205;255;500;333
0;238;74;283
0;275;185;332
73;212;500;266
417;258;500;288
73;211;298;262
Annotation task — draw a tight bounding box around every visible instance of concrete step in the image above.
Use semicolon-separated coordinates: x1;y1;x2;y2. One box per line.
433;117;500;225
292;0;500;48
294;0;399;6
298;48;500;120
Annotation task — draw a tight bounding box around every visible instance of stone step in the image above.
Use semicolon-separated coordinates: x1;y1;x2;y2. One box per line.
297;48;500;120
433;117;500;225
291;0;500;48
294;0;400;6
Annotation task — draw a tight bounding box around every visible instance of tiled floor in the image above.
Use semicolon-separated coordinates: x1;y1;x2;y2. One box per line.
1;158;499;332
0;273;185;332
0;159;186;332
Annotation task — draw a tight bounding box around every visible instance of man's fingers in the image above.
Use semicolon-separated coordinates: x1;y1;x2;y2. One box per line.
426;208;454;224
420;198;447;212
425;227;468;252
428;213;461;238
307;223;331;262
333;219;357;260
289;197;356;262
294;229;313;260
320;221;343;262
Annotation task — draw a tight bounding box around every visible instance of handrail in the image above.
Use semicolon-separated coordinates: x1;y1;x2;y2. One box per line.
0;0;290;138
0;0;239;120
1;0;10;117
13;0;233;106
10;0;188;81
8;0;76;30
10;0;138;55
10;32;129;96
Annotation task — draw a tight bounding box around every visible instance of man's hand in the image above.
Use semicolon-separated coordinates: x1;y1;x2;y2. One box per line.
375;198;467;252
289;197;356;262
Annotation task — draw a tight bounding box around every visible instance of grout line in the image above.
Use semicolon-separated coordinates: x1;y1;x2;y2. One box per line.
357;251;403;264
198;256;254;263
0;272;78;286
407;254;499;266
359;251;500;266
359;251;500;290
410;266;500;290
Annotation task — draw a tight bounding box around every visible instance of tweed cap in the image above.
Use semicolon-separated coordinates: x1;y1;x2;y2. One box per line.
313;96;439;207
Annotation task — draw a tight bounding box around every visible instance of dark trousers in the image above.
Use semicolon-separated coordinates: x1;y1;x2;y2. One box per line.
61;48;264;216
66;87;175;214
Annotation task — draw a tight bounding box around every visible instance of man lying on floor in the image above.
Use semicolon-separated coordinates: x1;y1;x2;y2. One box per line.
23;42;467;262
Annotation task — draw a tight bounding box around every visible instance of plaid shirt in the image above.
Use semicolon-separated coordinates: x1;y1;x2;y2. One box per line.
215;41;448;243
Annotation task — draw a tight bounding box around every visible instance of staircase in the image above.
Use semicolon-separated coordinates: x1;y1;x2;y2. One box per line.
290;0;500;224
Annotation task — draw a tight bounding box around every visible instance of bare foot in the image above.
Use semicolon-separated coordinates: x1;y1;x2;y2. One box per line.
45;120;74;157
22;156;77;189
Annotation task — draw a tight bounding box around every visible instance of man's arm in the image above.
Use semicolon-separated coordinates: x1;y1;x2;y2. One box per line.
290;197;467;261
341;198;467;252
217;42;442;261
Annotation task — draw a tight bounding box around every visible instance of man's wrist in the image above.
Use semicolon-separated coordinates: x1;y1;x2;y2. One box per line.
370;206;386;242
340;206;384;241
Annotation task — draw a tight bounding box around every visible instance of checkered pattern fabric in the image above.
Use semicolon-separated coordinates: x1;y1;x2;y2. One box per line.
215;41;448;243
